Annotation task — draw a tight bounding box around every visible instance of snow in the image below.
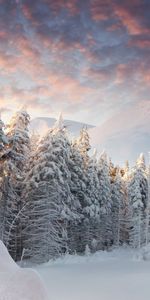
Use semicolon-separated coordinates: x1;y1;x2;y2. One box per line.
0;241;48;300
1;240;150;300
35;246;150;300
30;117;94;137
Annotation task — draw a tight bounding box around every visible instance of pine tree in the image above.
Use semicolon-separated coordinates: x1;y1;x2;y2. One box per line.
111;168;124;247
128;155;148;249
74;127;98;252
128;168;144;248
98;151;112;249
85;149;100;252
6;109;30;181
3;109;30;260
76;127;90;170
67;140;84;253
23;115;75;262
0;116;8;239
120;164;131;245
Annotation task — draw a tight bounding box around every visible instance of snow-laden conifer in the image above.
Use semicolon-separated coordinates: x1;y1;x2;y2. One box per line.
98;151;112;249
111;168;124;246
3;109;30;260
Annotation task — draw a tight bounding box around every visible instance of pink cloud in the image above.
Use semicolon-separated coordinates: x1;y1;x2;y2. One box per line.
128;38;150;49
90;0;112;22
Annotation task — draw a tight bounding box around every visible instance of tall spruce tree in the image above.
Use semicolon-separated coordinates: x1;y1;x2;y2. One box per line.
111;168;124;246
98;151;112;249
0;116;8;239
3;109;30;260
86;149;100;252
128;169;143;248
75;127;97;252
23;115;76;262
128;154;148;248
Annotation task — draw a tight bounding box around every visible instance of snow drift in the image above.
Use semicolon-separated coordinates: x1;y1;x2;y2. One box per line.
0;241;48;300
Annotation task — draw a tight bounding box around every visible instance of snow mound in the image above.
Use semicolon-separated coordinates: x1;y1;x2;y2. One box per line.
0;241;48;300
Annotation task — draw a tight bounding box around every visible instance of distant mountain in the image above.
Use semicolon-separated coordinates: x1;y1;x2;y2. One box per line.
89;101;150;166
30;101;150;166
30;117;94;137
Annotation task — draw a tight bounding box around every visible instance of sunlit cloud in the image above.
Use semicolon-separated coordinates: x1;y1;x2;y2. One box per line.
0;0;149;125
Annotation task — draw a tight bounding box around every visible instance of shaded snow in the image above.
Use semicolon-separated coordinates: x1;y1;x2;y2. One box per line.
35;246;150;300
0;241;48;300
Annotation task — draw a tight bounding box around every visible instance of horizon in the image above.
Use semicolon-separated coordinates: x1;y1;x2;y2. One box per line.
0;0;150;166
1;108;150;167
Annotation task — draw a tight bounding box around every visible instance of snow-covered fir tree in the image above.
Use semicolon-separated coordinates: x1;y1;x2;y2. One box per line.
85;149;100;252
128;154;148;248
76;127;90;170
128;170;143;248
23;115;76;262
74;128;99;252
67;140;85;253
98;151;112;249
0;116;8;239
0;116;18;259
0;109;150;261
6;108;30;181
2;109;30;260
22;130;63;262
111;167;124;246
136;154;149;245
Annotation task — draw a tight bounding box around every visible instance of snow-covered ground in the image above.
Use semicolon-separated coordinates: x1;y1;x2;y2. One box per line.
1;241;150;300
35;246;150;300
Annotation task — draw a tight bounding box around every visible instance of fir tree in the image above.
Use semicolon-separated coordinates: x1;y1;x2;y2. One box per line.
128;168;144;248
111;169;124;246
98;151;112;249
4;109;30;260
23;115;75;262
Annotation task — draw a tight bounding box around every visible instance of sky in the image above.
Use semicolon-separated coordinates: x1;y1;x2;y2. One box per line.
0;0;150;125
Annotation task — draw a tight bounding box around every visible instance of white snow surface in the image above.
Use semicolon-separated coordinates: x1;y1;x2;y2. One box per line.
35;246;150;300
1;241;150;300
0;241;48;300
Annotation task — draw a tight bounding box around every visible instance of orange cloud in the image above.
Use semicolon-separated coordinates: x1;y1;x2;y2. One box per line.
0;52;18;73
90;0;112;22
114;62;150;86
115;9;140;34
114;5;149;35
128;38;150;49
22;0;79;22
114;64;129;84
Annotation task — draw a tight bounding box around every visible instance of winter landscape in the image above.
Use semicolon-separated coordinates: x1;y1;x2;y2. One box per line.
0;0;150;299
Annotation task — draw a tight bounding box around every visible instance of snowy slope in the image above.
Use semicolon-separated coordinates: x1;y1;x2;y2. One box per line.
0;241;48;300
35;247;150;300
30;117;94;137
89;101;150;165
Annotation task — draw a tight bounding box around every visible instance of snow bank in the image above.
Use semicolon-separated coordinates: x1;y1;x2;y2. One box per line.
0;241;48;300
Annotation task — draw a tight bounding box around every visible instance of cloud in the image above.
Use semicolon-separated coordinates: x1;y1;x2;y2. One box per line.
0;0;149;126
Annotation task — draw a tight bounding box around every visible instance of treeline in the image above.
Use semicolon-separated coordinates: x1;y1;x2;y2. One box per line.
0;109;149;263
